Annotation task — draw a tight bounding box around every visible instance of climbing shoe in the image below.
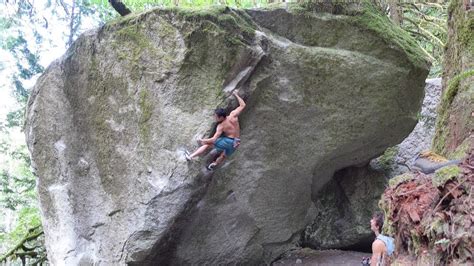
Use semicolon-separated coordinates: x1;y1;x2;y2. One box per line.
207;162;217;171
184;150;192;161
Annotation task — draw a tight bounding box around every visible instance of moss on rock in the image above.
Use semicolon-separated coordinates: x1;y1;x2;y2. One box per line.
174;6;256;42
378;146;399;171
350;3;429;70
113;24;156;80
388;172;414;188
432;165;461;187
84;56;131;191
139;88;153;144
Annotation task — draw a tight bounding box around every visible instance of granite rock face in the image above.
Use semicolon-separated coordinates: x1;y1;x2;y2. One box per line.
302;79;443;251
371;78;442;177
25;4;429;265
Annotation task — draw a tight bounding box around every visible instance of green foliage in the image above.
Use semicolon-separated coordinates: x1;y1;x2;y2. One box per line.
352;2;430;70
0;124;45;264
0;0;102;109
89;0;276;20
0;208;44;264
90;0;443;78
0;28;43;106
0;0;105;263
91;0;273;12
399;2;448;77
0;139;35;211
4;109;24;128
1;207;42;245
363;1;447;76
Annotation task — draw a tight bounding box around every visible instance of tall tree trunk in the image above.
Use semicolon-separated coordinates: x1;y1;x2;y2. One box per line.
67;0;76;48
108;0;131;16
388;0;402;25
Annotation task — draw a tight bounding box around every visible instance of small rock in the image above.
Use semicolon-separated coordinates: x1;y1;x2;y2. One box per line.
296;258;302;264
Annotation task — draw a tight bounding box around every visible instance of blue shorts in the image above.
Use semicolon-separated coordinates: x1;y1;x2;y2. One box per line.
214;137;239;156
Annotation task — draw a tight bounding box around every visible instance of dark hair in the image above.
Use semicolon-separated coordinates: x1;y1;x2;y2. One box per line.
214;108;227;118
373;212;384;231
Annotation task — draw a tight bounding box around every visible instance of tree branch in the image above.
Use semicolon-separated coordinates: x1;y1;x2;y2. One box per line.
0;228;43;262
67;0;76;47
57;0;70;16
108;0;131;16
406;29;430;40
14;251;38;257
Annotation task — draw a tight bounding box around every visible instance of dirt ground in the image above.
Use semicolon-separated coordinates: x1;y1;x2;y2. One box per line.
273;248;370;266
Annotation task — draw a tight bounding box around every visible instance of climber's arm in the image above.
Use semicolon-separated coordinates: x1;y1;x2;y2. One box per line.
229;91;246;118
200;124;223;145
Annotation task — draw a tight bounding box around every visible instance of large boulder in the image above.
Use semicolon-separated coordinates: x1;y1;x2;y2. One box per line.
25;3;429;265
302;78;442;251
371;78;442;177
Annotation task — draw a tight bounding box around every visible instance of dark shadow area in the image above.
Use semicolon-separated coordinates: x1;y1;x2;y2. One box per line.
340;235;374;253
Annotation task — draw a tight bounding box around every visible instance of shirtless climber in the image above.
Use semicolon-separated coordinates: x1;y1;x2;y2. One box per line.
185;90;245;170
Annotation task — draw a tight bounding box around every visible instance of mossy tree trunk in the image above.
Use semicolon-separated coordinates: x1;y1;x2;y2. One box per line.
432;0;473;157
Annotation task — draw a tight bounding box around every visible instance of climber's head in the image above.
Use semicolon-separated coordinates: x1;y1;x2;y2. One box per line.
214;108;227;122
370;212;384;233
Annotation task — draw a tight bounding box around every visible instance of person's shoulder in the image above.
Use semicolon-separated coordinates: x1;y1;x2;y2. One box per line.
377;234;395;256
228;111;238;118
216;122;224;130
372;239;385;252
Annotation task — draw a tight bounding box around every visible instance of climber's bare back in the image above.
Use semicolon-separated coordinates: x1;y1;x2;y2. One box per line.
218;115;240;139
